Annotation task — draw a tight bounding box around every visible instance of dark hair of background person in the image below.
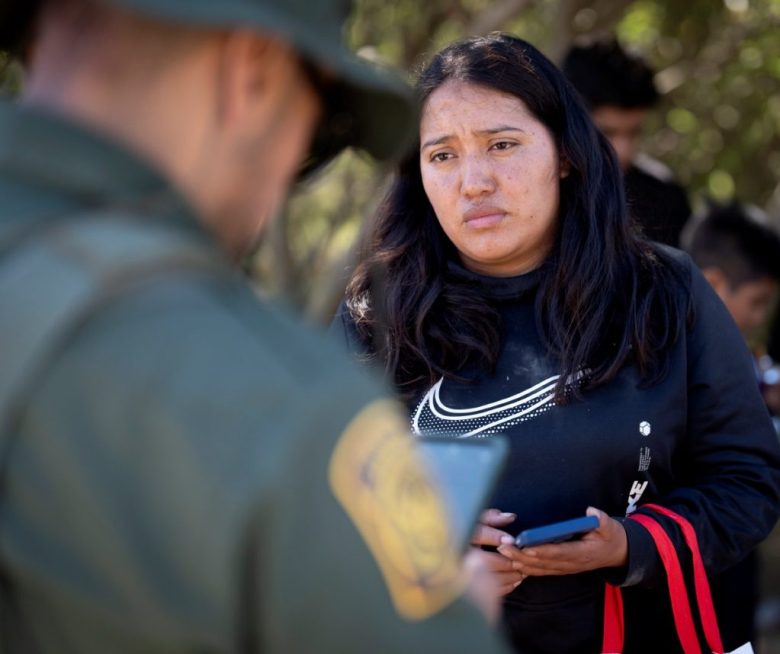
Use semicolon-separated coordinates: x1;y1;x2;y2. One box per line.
687;201;780;286
561;37;659;110
344;33;689;402
0;2;42;57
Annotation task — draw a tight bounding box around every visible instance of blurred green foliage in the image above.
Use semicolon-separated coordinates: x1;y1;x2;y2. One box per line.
624;0;780;209
0;52;24;96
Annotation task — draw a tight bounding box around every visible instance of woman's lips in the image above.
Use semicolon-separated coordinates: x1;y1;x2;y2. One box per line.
463;207;506;228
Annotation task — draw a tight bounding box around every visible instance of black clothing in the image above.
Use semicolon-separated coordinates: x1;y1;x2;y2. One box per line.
625;156;691;247
711;551;759;649
334;248;780;653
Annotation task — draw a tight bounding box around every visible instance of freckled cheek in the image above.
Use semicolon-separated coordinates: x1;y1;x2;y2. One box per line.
500;163;535;191
423;172;459;212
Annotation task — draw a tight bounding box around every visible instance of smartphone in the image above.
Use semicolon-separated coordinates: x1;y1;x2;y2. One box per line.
415;435;508;553
515;515;599;548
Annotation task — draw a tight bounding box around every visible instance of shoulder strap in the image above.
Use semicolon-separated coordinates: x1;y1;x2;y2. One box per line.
629;513;702;654
643;504;724;653
602;506;726;654
602;583;624;654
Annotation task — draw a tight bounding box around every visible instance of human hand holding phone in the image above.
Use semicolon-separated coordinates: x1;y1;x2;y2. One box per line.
469;508;527;596
514;515;599;548
497;507;628;577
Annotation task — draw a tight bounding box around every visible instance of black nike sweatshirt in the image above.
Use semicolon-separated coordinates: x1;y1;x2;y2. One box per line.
333;248;780;653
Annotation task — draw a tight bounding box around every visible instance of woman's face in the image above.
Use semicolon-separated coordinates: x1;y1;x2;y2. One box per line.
420;80;566;277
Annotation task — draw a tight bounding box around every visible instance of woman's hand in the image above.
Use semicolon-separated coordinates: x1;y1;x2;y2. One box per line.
469;508;526;596
496;507;627;577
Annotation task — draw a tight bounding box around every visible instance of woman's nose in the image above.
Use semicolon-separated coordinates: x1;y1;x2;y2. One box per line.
460;154;496;198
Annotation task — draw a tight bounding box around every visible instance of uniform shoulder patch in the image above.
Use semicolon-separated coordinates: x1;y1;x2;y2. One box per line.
328;399;465;621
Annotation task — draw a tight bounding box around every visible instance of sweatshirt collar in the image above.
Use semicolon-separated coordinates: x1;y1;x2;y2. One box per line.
445;259;545;301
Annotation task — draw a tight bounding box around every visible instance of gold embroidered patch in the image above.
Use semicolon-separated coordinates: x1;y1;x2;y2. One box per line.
329;399;465;621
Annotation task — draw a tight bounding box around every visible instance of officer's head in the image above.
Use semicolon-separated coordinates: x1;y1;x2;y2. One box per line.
6;0;414;255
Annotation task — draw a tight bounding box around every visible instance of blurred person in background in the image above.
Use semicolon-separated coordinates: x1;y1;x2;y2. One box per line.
333;33;780;653
686;200;780;649
686;201;780;341
0;0;509;652
563;38;691;247
687;202;780;421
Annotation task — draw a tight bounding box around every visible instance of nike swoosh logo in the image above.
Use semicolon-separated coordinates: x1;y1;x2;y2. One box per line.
411;372;583;437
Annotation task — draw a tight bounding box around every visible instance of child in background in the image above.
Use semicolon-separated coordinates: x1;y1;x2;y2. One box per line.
686;200;780;648
687;202;780;339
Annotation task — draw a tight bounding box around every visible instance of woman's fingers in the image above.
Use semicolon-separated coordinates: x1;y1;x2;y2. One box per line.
501;543;593;575
468;548;527;595
480;508;517;527
495;507;628;576
472;508;516;546
481;549;518;570
472;523;512;547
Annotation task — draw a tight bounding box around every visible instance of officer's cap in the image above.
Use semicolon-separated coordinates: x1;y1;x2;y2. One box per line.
0;0;416;172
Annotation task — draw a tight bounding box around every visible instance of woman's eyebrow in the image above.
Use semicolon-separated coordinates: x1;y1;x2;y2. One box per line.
478;125;527;135
421;125;528;150
421;134;452;150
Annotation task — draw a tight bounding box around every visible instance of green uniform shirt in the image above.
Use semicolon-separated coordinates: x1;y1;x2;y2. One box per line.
0;102;508;653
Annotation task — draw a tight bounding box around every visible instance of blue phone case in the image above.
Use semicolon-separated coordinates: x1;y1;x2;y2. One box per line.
515;515;600;548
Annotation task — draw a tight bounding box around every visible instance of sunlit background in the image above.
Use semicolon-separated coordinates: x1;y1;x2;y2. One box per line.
253;0;780;327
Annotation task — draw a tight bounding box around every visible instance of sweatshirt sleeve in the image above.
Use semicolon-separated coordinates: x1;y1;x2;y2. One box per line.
622;256;780;587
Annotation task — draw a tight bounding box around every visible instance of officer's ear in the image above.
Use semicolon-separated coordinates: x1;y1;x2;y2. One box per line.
215;30;295;131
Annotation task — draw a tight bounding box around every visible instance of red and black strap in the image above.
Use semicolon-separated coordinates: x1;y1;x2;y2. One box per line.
601;507;724;654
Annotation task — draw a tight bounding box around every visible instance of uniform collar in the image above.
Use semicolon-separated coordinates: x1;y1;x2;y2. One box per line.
0;101;209;239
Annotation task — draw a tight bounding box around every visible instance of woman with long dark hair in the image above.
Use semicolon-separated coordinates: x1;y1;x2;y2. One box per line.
334;34;780;653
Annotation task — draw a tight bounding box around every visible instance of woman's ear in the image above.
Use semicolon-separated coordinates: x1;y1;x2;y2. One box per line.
559;155;571;179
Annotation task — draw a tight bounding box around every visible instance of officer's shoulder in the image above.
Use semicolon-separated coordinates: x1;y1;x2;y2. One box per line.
63;271;379;403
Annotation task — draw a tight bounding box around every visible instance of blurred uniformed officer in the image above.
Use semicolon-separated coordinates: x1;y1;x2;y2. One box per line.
0;1;508;652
